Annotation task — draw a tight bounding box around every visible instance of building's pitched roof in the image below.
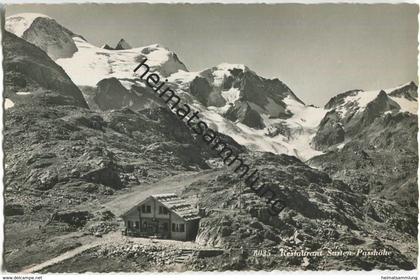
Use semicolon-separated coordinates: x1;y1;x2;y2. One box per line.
152;193;201;221
121;193;200;221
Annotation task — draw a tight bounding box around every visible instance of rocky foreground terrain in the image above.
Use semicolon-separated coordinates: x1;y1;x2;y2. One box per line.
3;31;215;271
2;13;418;272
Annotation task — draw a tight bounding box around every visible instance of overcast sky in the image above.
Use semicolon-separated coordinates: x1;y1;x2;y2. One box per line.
5;3;419;106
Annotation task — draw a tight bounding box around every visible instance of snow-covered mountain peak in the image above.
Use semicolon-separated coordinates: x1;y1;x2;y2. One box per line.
55;37;188;86
328;82;418;117
387;81;418;101
8;13;415;162
164;63;327;160
115;38;132;50
6;13;79;60
215;63;249;71
101;44;113;50
5;13;51;36
146;43;161;48
313;82;418;151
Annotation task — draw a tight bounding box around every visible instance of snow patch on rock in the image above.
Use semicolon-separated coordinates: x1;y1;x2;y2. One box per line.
212;63;247;87
221;88;240;104
5;99;15;109
16;91;32;96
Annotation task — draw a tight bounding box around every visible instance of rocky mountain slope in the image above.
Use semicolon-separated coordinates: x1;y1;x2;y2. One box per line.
2;28;222;272
3;31;88;108
79;78;165;111
3;12;418;271
30;152;418;271
309;84;418;232
182;152;416;270
307;82;418;269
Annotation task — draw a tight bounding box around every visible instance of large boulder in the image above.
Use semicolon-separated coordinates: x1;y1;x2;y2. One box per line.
3;31;88;108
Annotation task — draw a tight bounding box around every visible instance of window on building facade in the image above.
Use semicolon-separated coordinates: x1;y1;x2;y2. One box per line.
135;221;140;229
141;204;151;213
143;221;153;232
171;223;185;232
127;220;132;229
159;206;169;215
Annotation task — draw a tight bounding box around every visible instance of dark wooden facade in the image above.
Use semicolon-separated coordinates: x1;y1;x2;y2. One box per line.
121;194;200;241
